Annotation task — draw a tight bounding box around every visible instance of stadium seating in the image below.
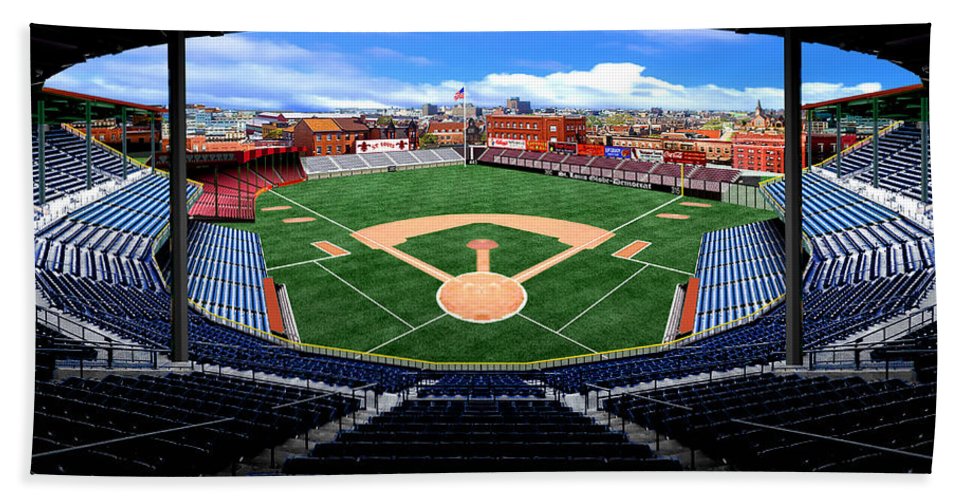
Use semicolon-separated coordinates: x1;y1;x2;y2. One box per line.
603;373;934;472
689;166;741;184
32;372;359;475
692;220;786;332
36;270;417;392
545;267;934;393
32;128;139;205
283;399;681;474
477;148;743;193
35;323;97;380
35;174;199;291
188;157;307;220
417;374;546;399
763;173;899;236
300;148;463;176
822;124;931;203
187;222;270;333
870;322;937;382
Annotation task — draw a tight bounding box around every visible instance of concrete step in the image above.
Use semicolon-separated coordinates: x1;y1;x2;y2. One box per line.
219;405;388;475
582;409;723;471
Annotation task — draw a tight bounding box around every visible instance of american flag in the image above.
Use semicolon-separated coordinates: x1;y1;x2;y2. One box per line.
453;87;465;101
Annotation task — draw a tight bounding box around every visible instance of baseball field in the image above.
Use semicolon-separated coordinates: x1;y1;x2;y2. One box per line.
223;164;775;363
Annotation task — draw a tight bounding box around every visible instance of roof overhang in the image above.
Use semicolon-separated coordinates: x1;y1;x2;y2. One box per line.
729;24;930;83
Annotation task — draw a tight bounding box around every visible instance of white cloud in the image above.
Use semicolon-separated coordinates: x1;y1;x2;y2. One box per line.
366;47;433;66
45;33;886;112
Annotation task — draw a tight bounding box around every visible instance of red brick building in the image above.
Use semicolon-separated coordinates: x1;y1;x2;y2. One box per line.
487;115;587;144
426;121;464;145
732;132;785;173
293;117;372;156
803;133;858;167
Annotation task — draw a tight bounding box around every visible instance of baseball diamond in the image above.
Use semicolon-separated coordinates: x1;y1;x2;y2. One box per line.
222;164;775;362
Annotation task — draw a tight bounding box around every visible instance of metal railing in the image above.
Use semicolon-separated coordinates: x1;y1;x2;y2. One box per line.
595;370;933;470
31;384;366;474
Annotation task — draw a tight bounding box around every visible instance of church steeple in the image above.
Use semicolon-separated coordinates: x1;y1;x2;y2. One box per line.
755;99;763;116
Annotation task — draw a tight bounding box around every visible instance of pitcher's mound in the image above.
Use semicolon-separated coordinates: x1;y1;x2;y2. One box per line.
680;202;712;208
283;217;316;224
437;272;527;324
262;205;292;212
657;213;690;220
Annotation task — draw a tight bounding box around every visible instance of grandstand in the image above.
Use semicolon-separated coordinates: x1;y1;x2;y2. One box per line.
478;147;741;194
30;24;937;476
301;147;464;179
186;150;308;221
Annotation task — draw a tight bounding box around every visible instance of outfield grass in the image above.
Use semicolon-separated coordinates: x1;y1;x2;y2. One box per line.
223;164;775;363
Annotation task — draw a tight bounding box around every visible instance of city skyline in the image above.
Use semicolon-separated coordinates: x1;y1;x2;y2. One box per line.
47;30;920;113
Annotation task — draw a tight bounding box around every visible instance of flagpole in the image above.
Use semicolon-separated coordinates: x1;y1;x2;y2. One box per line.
463;84;468;165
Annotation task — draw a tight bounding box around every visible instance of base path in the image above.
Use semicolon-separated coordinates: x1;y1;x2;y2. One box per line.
351;214;615;284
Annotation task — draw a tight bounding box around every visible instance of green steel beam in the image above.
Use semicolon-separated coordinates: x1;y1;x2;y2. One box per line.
921;96;930;204
85;101;92;190
806;109;813;169
872;98;879;189
121;107;128;179
836;103;842;178
149;115;156;173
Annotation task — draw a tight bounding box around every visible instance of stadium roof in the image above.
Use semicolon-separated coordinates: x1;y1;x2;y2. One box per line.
34;87;164;124
30;24;225;90
730;24;930;82
803;84;928;121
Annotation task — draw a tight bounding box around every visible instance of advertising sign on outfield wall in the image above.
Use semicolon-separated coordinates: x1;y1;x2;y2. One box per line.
526;140;548;152
663;150;708;166
635;148;664;162
577;144;605;157
488;137;527;150
548;141;578;154
604;146;632;159
357;139;413;153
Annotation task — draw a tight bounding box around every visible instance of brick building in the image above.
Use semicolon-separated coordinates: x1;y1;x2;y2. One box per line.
803;133;858;167
293;117;372;156
426;121;464;145
487;115;586;144
732;132;785;173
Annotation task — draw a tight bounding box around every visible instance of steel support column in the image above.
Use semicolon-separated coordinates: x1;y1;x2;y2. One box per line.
872;98;880;189
37;99;46;205
783;28;803;366
168;32;189;362
85;101;92;189
806;109;813;169
921;97;930;203
121;107;129;179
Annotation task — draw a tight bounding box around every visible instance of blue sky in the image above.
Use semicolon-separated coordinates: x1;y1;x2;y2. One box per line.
47;30;920;112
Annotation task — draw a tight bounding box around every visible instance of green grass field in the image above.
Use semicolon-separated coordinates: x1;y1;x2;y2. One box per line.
223;165;774;363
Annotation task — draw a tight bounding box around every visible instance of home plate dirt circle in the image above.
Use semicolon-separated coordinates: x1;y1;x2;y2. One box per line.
436;272;527;324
